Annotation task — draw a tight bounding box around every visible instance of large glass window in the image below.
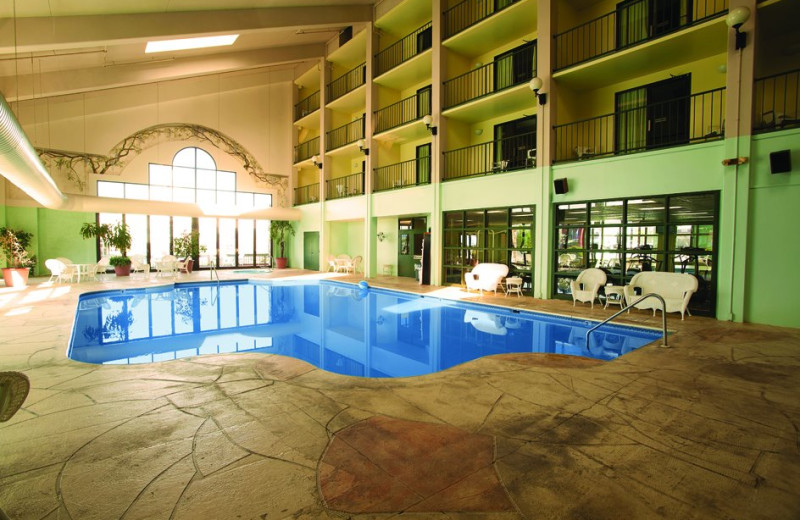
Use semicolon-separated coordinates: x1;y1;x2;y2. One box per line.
97;213;272;269
553;192;718;315
443;206;535;293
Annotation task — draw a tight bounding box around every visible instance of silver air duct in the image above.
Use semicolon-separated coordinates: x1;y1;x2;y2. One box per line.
0;93;66;208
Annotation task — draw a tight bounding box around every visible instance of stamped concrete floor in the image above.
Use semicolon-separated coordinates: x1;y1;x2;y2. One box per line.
1;269;799;519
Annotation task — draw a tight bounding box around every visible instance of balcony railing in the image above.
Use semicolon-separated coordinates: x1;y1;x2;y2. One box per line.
294;136;319;164
444;0;521;40
554;0;728;71
327;63;366;103
375;22;432;77
294;183;320;205
326;116;365;151
326;172;364;200
374;157;431;192
374;89;431;134
443;131;536;181
294;90;320;121
553;87;726;163
444;43;536;109
753;68;800;133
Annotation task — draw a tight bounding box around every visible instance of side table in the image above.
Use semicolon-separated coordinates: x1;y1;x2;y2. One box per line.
505;276;523;297
603;285;625;309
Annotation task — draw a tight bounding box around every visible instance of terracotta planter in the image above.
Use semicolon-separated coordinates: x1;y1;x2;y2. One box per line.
114;264;132;277
275;257;288;269
2;267;29;287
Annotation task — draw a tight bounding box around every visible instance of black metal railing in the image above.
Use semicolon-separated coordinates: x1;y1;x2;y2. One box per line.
753;68;800;133
326;116;365;150
553;87;726;163
294;90;320;121
326;172;365;199
374;157;432;192
444;0;521;40
443;43;536;109
554;0;728;71
327;63;366;103
375;22;433;77
374;89;431;134
294;183;320;205
294;136;319;164
443;131;536;180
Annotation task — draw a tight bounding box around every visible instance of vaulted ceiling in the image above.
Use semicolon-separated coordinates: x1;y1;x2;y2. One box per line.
0;0;375;101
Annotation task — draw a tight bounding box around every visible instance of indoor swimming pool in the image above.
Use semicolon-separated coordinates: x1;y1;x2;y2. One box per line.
68;280;662;377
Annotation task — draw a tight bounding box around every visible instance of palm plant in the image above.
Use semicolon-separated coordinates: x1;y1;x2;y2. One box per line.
269;220;295;260
80;222;132;266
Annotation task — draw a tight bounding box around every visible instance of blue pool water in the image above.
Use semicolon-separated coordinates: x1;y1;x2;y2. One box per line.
68;280;662;376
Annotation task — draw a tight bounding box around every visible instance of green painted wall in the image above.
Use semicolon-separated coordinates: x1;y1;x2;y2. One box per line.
744;129;800;327
1;206;95;276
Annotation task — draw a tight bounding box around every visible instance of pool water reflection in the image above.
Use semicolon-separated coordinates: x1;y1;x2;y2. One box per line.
68;281;662;377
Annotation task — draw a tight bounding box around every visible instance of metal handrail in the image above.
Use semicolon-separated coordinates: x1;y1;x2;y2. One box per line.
585;292;668;350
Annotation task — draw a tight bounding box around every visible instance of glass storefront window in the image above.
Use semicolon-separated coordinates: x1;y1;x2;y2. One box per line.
443;206;535;293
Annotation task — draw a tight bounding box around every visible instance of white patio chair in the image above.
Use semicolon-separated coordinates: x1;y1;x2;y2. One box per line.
131;255;151;276
155;255;178;277
464;263;509;295
45;259;74;283
94;256;111;280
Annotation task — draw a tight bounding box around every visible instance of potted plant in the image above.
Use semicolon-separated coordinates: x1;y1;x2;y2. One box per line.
269;220;295;269
173;231;206;273
0;227;35;287
80;222;133;276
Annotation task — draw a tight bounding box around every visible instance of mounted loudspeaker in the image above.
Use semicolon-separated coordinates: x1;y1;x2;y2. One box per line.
770;150;791;174
554;178;569;194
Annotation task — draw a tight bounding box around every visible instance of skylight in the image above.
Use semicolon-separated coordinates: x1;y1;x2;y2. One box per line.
145;35;239;53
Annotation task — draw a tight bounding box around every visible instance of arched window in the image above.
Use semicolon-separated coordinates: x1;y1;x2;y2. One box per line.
97;146;271;209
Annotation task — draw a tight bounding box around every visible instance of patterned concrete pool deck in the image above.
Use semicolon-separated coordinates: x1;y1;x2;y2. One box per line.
1;269;799;519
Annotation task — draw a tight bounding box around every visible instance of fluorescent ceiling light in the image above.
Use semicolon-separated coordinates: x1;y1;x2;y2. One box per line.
146;35;239;53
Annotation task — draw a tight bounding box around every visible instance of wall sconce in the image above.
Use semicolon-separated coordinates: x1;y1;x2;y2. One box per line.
312;155;322;169
422;114;438;135
726;6;750;50
377;231;386;242
529;77;547;105
357;139;369;155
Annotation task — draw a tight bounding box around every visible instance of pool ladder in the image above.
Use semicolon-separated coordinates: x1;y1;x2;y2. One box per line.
585;293;668;350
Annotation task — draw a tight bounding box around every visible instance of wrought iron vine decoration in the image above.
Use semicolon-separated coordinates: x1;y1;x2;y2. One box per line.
35;123;288;205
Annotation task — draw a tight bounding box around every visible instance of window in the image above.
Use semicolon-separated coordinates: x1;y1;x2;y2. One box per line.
443;206;535;293
97;146;271;210
553;192;718;316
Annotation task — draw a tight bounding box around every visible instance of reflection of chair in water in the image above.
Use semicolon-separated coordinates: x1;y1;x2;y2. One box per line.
570;268;607;307
464;310;507;336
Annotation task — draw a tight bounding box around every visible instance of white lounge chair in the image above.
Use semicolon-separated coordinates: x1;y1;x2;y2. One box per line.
624;271;698;320
464;263;509;295
570;268;607;308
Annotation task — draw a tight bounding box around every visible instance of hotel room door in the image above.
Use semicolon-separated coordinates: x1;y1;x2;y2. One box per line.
303;232;319;271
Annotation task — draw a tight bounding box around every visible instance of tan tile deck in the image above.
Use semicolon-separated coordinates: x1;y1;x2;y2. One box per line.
1;269;799;519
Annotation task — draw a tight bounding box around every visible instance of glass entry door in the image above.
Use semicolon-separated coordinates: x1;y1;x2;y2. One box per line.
398;217;427;279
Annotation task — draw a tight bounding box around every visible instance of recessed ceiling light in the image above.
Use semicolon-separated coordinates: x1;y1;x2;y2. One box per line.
145;35;239;53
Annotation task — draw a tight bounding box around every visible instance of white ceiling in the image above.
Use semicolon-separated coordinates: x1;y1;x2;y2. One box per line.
0;0;377;100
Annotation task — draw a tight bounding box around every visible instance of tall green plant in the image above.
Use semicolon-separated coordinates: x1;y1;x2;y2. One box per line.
269;221;295;259
0;227;35;269
80;222;133;266
173;231;206;259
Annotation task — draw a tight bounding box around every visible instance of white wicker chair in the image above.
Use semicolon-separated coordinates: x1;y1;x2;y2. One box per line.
155;255;178;277
570;268;607;307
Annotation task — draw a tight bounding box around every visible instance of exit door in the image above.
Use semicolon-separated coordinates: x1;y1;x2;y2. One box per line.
303;232;319;271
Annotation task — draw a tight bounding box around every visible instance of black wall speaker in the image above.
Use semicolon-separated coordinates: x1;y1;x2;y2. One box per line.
554;178;569;194
770;150;791;174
